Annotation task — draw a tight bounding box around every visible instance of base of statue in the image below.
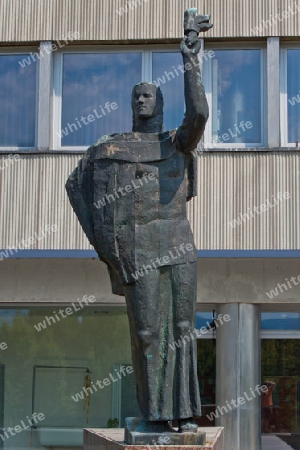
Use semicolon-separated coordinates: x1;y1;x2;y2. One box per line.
83;426;224;450
124;417;205;445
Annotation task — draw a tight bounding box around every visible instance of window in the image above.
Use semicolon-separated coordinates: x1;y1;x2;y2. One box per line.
53;45;269;151
53;47;187;150
59;52;142;147
152;51;184;130
261;312;300;437
261;312;300;331
0;52;37;148
281;47;300;146
204;46;266;148
0;307;131;449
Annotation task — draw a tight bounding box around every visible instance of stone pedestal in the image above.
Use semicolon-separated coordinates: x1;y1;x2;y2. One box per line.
124;418;206;446
83;427;224;450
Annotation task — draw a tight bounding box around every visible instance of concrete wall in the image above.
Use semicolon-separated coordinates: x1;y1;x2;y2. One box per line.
1;258;300;307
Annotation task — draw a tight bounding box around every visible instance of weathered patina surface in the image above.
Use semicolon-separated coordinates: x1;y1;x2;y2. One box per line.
66;9;212;433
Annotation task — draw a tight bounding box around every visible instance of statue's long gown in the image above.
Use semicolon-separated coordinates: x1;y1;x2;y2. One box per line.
66;130;201;420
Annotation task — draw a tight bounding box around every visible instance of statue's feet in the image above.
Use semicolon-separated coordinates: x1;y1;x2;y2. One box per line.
178;418;198;433
136;420;175;433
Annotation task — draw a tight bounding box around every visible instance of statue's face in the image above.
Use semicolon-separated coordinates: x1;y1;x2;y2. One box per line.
133;84;157;118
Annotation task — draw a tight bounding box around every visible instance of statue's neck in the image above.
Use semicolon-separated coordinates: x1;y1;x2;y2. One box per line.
133;117;163;133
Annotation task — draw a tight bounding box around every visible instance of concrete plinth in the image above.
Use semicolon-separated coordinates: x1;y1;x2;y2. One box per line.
124;418;206;445
83;428;224;450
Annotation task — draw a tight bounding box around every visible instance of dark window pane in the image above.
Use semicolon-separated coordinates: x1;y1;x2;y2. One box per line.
261;339;300;434
0;55;37;146
197;340;216;426
212;50;262;144
61;53;142;146
287;49;300;144
152;52;184;131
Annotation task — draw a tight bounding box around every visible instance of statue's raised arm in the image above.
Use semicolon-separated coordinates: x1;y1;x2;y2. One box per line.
176;9;213;154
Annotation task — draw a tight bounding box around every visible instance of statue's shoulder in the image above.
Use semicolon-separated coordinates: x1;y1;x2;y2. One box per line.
82;134;119;164
85;130;177;163
92;133;118;147
91;130;176;146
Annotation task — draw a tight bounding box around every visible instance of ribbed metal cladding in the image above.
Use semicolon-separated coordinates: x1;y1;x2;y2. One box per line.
0;154;90;250
1;0;300;43
189;152;300;250
0;152;300;250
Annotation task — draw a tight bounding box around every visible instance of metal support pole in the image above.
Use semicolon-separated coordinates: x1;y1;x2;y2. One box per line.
216;304;261;450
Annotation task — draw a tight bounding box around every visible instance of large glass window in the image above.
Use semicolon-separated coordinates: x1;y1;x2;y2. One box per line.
261;340;300;436
55;47;268;150
60;53;142;147
0;308;131;449
0;54;37;147
0;307;216;449
55;49;189;149
152;52;184;131
204;48;265;147
261;312;300;331
286;49;300;145
261;312;300;448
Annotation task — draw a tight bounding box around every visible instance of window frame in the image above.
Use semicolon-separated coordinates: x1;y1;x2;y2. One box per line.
52;44;182;151
0;46;39;151
203;42;267;149
280;43;300;148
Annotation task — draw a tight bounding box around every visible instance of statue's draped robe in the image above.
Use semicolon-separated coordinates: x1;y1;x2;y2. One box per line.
66;130;201;420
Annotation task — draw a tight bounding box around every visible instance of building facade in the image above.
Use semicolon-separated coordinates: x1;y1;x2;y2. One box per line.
1;1;300;449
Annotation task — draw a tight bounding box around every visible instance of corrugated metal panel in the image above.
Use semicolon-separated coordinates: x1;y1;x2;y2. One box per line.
0;154;90;250
187;152;300;250
1;0;300;43
1;152;300;251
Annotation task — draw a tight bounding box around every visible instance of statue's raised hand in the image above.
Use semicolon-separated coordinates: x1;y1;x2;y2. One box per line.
181;9;213;55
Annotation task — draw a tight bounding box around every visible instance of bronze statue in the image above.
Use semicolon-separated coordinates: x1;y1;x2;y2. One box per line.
66;9;212;435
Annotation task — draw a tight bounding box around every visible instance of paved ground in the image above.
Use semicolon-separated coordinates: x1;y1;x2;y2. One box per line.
262;435;294;450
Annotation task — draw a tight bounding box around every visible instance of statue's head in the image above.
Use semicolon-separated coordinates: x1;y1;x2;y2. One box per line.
131;82;163;132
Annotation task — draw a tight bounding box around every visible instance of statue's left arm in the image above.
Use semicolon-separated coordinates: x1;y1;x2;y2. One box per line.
176;12;213;155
